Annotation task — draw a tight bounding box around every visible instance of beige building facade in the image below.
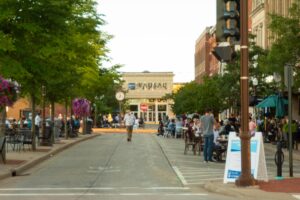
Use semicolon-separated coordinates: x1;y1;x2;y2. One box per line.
251;0;296;49
122;72;174;123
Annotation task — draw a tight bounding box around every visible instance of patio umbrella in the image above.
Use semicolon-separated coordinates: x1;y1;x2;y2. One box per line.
275;95;286;118
256;95;277;108
256;94;287;118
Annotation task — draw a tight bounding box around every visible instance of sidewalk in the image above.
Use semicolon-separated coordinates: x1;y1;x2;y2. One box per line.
202;142;300;199
205;143;300;199
155;135;300;199
0;132;99;180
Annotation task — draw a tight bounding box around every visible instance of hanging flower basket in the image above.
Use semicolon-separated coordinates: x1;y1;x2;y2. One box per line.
0;77;18;111
72;98;90;117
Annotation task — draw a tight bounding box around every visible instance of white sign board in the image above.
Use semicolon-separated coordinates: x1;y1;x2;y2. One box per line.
224;132;268;183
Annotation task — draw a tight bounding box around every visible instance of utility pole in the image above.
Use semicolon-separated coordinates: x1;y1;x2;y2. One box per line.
235;0;256;186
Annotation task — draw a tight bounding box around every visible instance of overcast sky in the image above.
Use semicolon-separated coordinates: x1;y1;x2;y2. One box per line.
97;0;216;82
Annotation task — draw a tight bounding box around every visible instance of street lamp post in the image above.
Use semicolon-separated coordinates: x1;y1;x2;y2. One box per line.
235;0;257;186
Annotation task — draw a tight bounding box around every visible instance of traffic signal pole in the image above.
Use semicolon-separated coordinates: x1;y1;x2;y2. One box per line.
235;0;257;187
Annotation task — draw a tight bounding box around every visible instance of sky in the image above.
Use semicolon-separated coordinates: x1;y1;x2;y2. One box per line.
97;0;216;82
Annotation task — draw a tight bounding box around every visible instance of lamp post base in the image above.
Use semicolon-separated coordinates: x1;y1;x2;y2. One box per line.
235;175;257;187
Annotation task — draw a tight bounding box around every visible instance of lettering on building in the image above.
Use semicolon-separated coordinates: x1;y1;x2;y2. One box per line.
128;82;168;90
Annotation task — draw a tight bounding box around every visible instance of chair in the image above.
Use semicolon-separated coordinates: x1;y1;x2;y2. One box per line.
163;127;172;138
20;128;33;151
184;129;196;155
175;127;183;138
194;136;203;155
212;138;228;161
6;128;22;152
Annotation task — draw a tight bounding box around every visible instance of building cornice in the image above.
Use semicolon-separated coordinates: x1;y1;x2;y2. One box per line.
122;72;174;77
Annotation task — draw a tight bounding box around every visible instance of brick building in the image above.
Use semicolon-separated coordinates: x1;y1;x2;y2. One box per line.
194;26;219;83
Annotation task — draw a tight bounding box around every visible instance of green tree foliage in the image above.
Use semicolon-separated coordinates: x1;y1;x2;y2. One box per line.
172;82;200;114
261;1;300;89
0;0;115;146
93;65;123;114
172;77;223;115
198;76;223;114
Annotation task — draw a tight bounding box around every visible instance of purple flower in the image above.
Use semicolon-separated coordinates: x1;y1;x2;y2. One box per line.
72;98;90;117
0;76;18;110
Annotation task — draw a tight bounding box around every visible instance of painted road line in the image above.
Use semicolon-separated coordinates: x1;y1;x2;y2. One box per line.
188;178;223;181
146;187;190;190
0;193;208;197
0;188;115;191
165;193;207;196
173;166;188;185
184;174;224;178
0;187;189;191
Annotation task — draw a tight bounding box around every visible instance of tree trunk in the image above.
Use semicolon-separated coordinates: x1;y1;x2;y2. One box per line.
0;109;7;163
31;94;36;151
50;101;55;144
64;99;68;139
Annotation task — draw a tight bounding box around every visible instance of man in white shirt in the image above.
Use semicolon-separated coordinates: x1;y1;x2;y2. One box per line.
35;113;41;137
123;110;136;142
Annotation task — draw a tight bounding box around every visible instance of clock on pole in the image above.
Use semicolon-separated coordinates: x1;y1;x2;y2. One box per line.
115;91;125;101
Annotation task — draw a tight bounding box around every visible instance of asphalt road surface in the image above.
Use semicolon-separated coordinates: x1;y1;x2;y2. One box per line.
0;134;236;200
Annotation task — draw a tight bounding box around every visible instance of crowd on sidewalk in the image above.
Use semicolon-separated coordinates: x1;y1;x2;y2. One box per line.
155;110;300;163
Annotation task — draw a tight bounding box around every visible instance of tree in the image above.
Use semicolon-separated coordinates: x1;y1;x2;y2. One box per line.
0;0;111;147
172;82;200;115
261;1;300;90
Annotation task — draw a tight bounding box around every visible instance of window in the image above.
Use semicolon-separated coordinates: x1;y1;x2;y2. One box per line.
130;105;138;111
158;105;167;111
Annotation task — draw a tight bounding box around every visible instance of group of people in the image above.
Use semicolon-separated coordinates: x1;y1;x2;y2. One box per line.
157;109;223;162
156;111;263;162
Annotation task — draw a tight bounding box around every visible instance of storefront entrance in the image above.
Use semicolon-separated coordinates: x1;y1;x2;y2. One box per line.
139;104;167;123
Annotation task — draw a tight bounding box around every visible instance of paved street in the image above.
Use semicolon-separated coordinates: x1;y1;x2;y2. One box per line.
0;133;235;200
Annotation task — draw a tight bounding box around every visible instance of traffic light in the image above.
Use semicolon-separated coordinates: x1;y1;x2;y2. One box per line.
216;0;240;43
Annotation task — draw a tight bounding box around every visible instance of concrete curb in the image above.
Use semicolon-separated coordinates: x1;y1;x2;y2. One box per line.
202;182;294;200
9;134;99;177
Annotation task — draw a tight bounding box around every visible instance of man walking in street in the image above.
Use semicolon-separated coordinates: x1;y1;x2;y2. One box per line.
200;108;216;162
124;110;136;142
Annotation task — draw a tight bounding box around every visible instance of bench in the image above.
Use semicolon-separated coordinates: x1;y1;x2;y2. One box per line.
0;136;6;164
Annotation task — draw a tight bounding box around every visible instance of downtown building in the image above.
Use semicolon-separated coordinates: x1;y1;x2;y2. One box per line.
121;71;180;123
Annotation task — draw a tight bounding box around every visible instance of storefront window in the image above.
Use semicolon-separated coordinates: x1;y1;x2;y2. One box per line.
148;105;155;111
130;105;138;111
158;105;167;111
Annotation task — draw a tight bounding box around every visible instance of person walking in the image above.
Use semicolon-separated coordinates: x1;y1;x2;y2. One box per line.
124;110;136;142
200;108;216;163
